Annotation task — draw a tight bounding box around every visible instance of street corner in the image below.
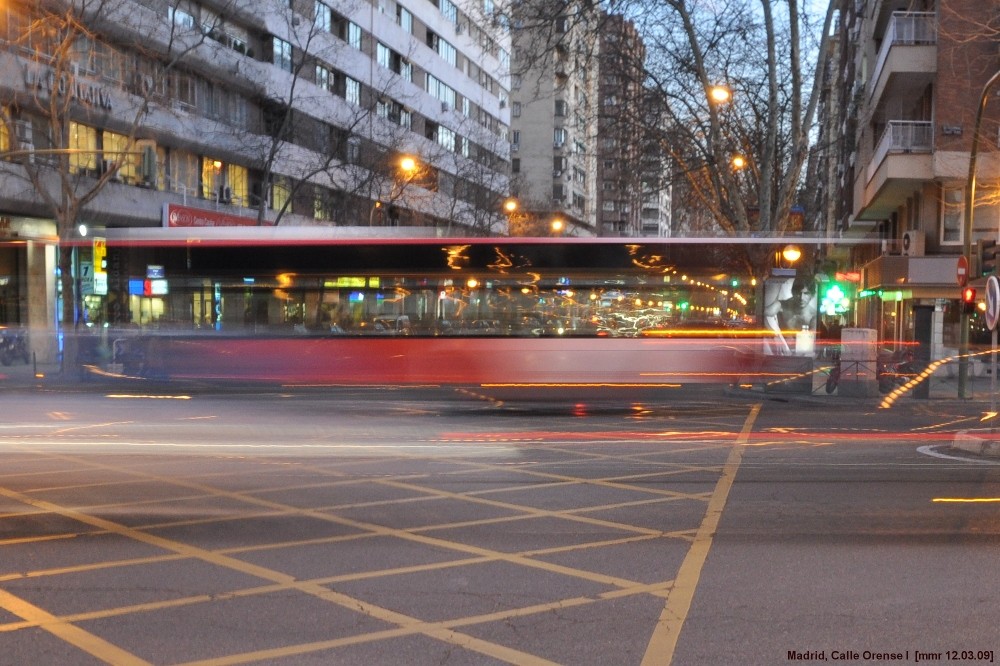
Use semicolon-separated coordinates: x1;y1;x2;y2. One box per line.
951;429;1000;457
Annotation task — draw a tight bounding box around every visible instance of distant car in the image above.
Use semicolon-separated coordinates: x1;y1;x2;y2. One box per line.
359;315;412;335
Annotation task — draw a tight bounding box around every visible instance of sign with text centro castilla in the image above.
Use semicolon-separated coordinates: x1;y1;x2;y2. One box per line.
986;275;1000;331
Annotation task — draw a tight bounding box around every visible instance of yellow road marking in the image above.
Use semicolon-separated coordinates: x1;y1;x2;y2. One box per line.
640;402;761;666
0;587;151;665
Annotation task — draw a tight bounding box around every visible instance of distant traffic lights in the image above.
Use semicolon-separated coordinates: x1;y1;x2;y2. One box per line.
980;240;998;276
962;287;977;314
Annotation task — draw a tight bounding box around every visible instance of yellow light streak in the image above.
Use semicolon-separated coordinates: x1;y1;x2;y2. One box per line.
932;498;1000;503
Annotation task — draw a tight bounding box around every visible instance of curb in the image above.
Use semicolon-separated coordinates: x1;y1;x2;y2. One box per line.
952;430;1000;458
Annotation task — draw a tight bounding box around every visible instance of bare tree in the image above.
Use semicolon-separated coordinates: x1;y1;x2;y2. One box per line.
0;0;221;371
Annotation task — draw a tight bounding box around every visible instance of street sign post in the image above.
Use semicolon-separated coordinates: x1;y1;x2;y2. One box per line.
986;275;1000;416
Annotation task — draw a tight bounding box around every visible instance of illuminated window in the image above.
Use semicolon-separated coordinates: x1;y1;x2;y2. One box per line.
201;156;224;199
227;163;248;205
101;131;138;183
272;176;291;212
69;122;98;175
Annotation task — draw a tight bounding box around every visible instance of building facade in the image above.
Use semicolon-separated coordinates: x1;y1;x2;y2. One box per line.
0;0;513;358
821;0;1000;357
508;0;599;236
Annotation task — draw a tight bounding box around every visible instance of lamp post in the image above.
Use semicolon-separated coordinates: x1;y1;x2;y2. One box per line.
370;154;418;226
958;69;1000;399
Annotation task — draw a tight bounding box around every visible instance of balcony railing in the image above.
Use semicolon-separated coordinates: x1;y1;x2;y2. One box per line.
867;120;933;183
870;12;936;97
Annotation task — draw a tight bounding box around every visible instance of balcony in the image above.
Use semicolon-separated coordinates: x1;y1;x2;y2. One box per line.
856;120;934;221
868;12;936;107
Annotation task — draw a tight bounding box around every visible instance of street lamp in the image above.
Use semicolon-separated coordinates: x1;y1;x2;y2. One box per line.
370;154;419;226
551;218;565;235
958;69;1000;399
708;85;732;105
781;245;802;265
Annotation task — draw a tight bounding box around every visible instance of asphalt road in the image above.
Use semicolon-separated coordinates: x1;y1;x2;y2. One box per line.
0;385;998;665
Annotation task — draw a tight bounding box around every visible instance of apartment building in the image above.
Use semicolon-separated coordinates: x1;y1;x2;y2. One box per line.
508;1;599;236
825;0;1000;354
0;0;512;354
594;14;644;237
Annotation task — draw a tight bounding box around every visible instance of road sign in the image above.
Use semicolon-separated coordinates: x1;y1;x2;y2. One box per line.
957;255;969;286
986;275;1000;331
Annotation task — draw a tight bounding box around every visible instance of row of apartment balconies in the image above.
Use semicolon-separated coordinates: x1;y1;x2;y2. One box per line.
853;11;938;224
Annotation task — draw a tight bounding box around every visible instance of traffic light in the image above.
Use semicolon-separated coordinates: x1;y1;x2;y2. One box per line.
980;239;998;276
962;287;977;314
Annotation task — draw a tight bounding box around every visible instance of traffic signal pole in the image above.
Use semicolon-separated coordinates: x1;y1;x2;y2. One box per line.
959;69;1000;399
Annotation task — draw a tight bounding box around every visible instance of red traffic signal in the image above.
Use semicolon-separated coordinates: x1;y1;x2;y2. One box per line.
962;287;977;314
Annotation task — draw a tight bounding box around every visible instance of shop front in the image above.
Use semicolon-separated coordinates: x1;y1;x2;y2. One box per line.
0;216;58;364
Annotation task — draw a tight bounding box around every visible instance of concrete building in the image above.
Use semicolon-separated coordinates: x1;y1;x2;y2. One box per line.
0;0;512;358
822;0;1000;356
594;14;645;237
508;0;599;236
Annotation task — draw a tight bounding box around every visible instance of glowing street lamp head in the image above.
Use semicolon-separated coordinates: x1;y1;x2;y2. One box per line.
731;154;747;170
503;198;518;214
551;218;565;234
399;156;417;173
709;85;731;104
781;245;802;264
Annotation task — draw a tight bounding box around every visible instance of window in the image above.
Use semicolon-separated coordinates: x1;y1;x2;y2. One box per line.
347;22;362;49
168;2;198;30
344;137;360;164
272;37;292;73
512;158;520;173
512;101;521;118
345;77;361;105
512;130;520;145
603;201;616;211
438;39;457;67
438;126;456;152
440;0;458;22
201;157;225;200
555;99;567;117
272;176;291;212
426;74;456;107
227;163;248;205
941;187;963;244
68;122;97;174
377;43;391;69
101;131;138;183
314;1;332;32
397;5;412;33
316;64;332;91
553;127;567;146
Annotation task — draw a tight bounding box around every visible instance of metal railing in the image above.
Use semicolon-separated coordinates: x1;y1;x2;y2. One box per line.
867;120;933;183
870;12;936;99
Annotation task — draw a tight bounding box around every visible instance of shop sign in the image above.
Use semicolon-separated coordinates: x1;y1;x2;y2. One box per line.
164;203;267;227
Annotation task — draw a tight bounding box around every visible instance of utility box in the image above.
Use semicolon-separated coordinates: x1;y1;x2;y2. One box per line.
838;328;878;397
840;327;877;361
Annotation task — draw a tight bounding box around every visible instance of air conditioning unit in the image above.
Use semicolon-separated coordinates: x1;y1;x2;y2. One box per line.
901;230;925;256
